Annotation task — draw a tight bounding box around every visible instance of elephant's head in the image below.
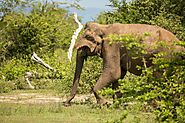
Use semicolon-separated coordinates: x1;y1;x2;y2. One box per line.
74;22;106;57
64;23;107;106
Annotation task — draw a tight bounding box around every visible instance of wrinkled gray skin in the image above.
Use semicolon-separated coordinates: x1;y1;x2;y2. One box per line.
64;22;184;106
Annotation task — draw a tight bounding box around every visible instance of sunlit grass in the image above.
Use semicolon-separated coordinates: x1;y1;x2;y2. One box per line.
0;103;119;123
0;90;156;123
0;102;155;123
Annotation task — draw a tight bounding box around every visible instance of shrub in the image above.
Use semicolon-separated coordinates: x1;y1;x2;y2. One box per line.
0;1;77;92
101;34;185;122
0;80;15;93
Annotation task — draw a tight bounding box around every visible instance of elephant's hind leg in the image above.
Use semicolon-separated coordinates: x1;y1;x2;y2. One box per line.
112;69;127;99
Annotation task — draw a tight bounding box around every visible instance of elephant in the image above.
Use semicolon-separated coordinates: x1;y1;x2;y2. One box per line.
64;22;185;106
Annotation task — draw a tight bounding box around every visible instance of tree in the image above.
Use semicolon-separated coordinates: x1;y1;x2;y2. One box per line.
0;0;36;20
97;0;185;40
0;0;81;89
0;1;78;60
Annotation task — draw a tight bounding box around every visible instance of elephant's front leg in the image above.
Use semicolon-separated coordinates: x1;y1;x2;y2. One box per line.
93;42;121;105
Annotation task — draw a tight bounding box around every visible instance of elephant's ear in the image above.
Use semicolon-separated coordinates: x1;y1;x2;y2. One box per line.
74;39;96;52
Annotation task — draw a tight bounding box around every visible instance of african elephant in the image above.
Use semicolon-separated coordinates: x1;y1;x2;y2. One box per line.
64;22;184;106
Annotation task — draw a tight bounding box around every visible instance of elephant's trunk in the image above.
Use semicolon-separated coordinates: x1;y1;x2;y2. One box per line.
64;49;85;105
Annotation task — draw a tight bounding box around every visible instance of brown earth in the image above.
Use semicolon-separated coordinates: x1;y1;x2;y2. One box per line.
0;92;95;104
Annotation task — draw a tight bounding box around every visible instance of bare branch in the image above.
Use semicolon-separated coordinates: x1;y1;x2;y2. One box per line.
31;52;55;71
68;12;83;62
24;72;34;89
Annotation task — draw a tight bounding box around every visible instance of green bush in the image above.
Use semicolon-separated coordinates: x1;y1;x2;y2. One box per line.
101;34;185;122
0;1;78;92
53;49;75;94
0;6;76;59
0;58;30;81
0;81;15;93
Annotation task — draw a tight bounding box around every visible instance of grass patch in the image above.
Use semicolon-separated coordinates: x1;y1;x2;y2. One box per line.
0;90;156;123
0;103;155;123
0;103;120;123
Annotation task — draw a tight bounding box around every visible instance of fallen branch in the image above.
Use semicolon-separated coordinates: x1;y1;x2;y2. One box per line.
24;72;34;89
31;52;55;71
68;12;83;62
27;52;58;89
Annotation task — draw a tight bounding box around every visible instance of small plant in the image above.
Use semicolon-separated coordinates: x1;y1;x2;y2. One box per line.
0;80;15;93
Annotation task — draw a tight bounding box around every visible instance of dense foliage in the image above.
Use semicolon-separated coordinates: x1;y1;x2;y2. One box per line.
97;0;185;122
0;1;76;90
0;0;36;19
0;0;102;95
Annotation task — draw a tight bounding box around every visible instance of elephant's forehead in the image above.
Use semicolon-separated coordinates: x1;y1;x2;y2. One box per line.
84;29;95;36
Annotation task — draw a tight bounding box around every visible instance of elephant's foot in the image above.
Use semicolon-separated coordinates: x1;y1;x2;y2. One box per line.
63;101;71;107
63;99;72;107
97;98;110;105
64;95;75;107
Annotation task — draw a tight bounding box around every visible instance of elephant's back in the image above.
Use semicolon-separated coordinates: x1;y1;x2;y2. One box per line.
109;23;177;40
107;23;180;53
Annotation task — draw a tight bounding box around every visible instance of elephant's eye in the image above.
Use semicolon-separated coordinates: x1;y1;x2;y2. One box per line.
85;35;94;41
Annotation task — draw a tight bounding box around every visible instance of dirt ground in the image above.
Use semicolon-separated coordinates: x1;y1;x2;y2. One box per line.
0;92;95;104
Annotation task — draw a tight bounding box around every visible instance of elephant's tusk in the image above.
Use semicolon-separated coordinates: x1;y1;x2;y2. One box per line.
68;12;83;62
